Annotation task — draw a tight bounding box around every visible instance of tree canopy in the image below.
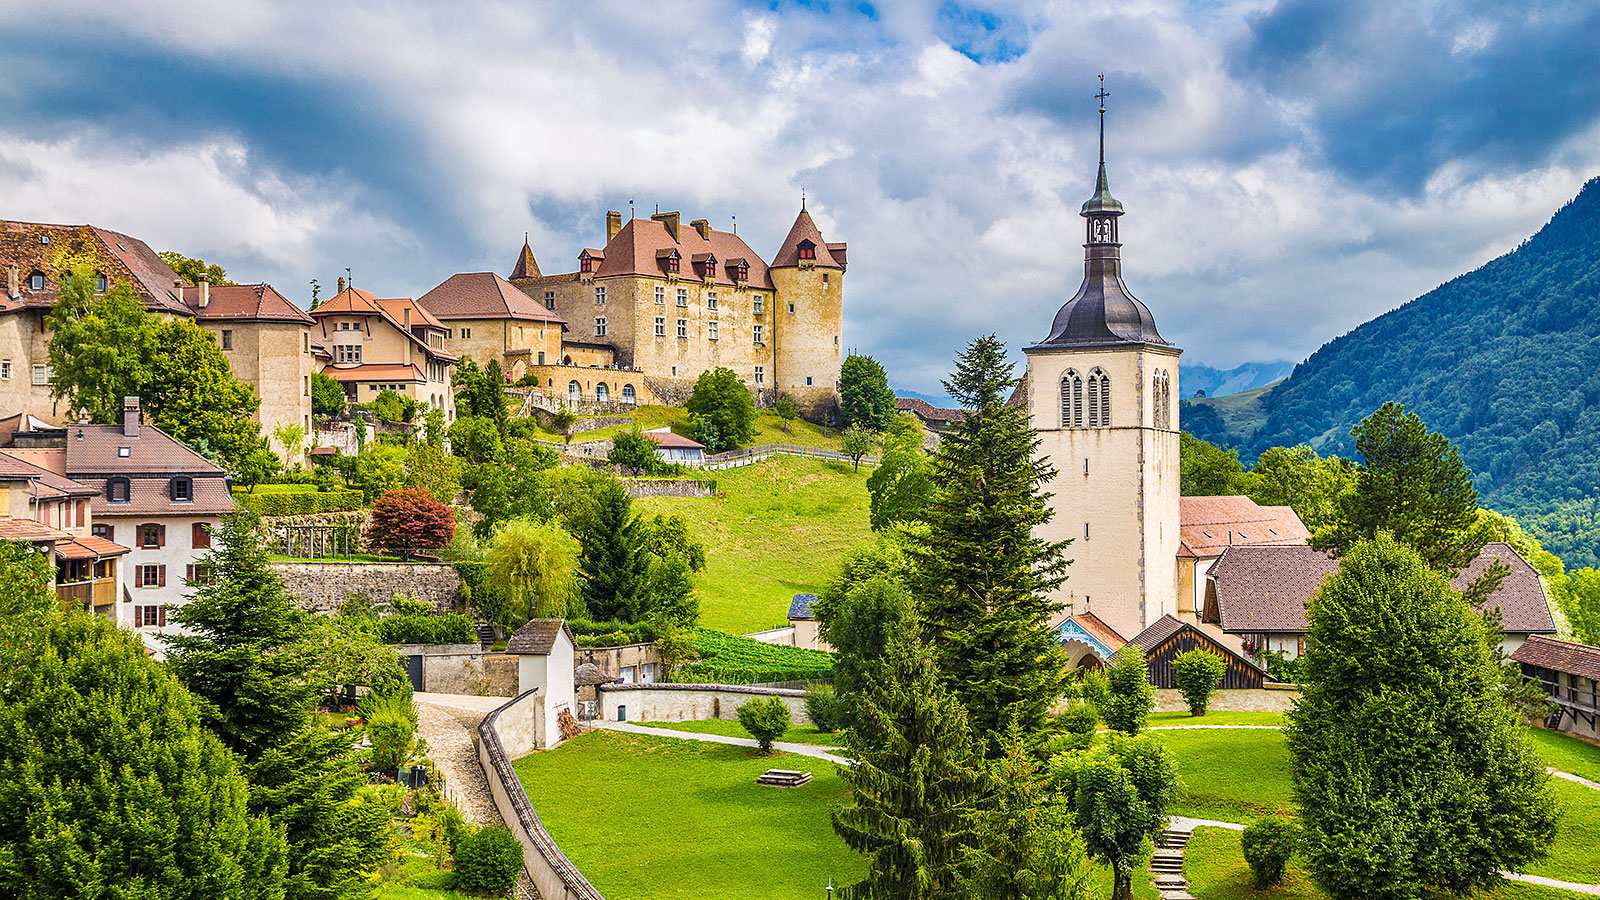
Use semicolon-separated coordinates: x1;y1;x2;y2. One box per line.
840;354;898;430
686;367;755;451
159;250;234;286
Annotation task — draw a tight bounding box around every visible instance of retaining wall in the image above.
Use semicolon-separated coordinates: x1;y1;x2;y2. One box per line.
621;479;716;499
597;682;810;724
1153;686;1299;714
270;561;462;614
391;644;518;697
477;692;605;900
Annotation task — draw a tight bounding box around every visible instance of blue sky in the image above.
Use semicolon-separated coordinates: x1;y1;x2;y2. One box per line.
2;0;1597;396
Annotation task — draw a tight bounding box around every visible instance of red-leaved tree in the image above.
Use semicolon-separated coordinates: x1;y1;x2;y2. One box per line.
366;488;456;550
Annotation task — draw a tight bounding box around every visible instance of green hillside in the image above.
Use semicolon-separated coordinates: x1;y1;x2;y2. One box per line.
1188;177;1600;567
635;455;873;634
1181;378;1279;445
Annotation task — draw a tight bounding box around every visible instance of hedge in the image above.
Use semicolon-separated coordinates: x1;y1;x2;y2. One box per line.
233;489;365;517
673;629;834;684
570;619;656;648
374;613;476;645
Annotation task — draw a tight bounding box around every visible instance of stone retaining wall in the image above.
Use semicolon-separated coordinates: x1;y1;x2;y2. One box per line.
269;561;462;614
1154;686;1299;714
622;479;716;499
392;644;518;697
596;682;810;725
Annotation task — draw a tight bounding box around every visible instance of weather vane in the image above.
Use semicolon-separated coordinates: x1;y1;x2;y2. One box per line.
1096;73;1110;165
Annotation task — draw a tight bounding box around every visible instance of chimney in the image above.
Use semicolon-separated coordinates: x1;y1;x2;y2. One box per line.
403;307;411;327
606;210;623;241
123;397;140;439
197;273;210;308
337;276;346;293
690;219;710;240
6;265;16;299
651;211;680;242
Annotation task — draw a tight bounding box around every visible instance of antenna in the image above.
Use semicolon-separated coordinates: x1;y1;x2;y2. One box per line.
345;266;352;290
731;214;737;235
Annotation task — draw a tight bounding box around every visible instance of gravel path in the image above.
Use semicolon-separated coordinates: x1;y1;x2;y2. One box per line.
414;699;500;826
593;720;850;764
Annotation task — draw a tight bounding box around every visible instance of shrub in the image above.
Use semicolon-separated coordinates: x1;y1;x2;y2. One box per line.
366;487;456;550
1256;649;1306;684
804;684;846;733
232;489;364;517
1080;667;1110;718
774;394;799;421
1059;702;1099;735
452;824;524;896
1102;647;1154;735
311;371;347;416
1242;816;1299;888
736;695;791;753
374;613;476;645
1172;648;1229;716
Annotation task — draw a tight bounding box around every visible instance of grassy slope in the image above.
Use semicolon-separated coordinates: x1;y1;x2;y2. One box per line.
637;456;873;634
531;405;846;449
1186;379;1278;439
1527;726;1600;782
635;719;846;747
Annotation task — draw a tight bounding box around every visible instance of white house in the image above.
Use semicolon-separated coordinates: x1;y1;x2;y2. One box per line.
644;426;705;464
507;618;577;750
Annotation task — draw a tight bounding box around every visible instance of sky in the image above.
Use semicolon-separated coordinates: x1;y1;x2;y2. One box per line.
3;0;1598;397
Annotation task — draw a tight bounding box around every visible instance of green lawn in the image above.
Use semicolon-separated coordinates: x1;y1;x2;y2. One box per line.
1156;728;1296;823
1527;726;1600;782
1525;777;1600;884
538;404;848;450
636;456;873;634
1143;710;1287;728
635;718;847;748
1184;827;1583;900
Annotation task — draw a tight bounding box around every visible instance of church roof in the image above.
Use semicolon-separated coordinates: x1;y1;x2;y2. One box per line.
771;208;845;269
1033;267;1167;349
418;272;566;324
1178;496;1309;558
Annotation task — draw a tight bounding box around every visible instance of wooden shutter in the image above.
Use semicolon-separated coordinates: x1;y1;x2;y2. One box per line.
157;524;166;548
193;522;210;549
158;606;166;627
186;564;194;581
157;565;166;587
133;604;142;624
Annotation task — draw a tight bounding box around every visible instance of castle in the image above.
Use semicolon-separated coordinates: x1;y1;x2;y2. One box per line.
419;207;846;418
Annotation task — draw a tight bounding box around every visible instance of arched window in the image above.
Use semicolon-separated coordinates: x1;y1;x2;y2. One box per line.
1087;368;1111;428
568;380;581;403
622;384;636;403
595;383;609;402
1152;369;1171;429
1060;369;1083;428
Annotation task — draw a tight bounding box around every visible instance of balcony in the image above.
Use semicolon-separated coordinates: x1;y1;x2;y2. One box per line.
58;577;117;614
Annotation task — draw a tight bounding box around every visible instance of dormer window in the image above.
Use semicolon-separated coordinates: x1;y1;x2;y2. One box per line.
579;248;604;273
117;447;131;458
580;256;594;273
106;477;131;503
95;273;108;293
657;248;681;274
171;476;193;502
28;272;45;292
796;239;816;261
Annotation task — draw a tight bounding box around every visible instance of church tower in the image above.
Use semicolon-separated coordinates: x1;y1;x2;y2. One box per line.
1023;86;1181;640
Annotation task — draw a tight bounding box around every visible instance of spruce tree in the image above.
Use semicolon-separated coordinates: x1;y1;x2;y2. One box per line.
833;635;984;900
575;479;648;621
1286;535;1557;900
909;334;1071;753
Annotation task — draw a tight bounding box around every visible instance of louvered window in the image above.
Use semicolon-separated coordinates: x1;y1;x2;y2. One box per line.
1088;368;1110;428
1061;370;1083;428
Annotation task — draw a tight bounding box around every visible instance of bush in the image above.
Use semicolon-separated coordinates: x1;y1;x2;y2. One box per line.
1059;702;1099;735
1172;648;1229;716
804;684;846;733
1241;816;1299;888
1102;647;1155;735
774;394;800;421
736;695;791;753
233;489;364;517
452;824;524;896
366;487;456;550
373;613;476;645
1080;667;1110;717
1256;649;1306;684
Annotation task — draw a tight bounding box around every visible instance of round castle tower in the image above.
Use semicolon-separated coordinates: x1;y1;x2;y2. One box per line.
767;205;846;420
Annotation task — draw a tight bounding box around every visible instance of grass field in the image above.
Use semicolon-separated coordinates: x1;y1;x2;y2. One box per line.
635;718;847;747
1183;380;1278;442
530;404;849;450
1141;710;1287;728
1527;726;1600;782
1156;728;1296;822
636;456;873;634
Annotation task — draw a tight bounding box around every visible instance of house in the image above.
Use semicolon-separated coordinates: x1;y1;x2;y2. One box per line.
0;449;128;617
1176;496;1309;620
311;281;457;421
1204;542;1557;660
1127;614;1267;689
788;593;829;651
1511;635;1600;741
415;271;569;385
1054;611;1127;669
60;397;235;654
894;397;967;431
506;618;578;750
644;426;704;464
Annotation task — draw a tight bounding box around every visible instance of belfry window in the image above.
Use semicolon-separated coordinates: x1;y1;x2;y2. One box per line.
1061;370;1083;428
1087;368;1110;428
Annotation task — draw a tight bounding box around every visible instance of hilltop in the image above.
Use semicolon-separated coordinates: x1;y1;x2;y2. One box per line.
1183;177;1600;566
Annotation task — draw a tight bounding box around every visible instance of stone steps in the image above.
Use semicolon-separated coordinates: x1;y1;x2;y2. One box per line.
1150;827;1192;890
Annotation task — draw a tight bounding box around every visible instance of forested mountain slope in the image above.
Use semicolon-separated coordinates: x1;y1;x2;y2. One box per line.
1184;177;1600;566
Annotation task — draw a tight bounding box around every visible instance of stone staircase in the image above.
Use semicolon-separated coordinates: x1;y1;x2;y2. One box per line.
475;622;498;649
1151;827;1194;899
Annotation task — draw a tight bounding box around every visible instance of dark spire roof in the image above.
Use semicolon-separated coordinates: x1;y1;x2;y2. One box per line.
1030;91;1169;351
509;240;541;281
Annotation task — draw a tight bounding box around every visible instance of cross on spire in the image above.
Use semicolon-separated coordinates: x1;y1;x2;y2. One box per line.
1095;73;1109;166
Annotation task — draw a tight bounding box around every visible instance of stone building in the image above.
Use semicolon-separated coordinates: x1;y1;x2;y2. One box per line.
482;206;845;418
310;283;457;420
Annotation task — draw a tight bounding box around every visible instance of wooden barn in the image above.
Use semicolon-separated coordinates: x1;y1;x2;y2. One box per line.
1126;614;1266;689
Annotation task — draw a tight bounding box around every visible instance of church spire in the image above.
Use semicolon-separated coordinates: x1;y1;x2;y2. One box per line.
1082;73;1124;223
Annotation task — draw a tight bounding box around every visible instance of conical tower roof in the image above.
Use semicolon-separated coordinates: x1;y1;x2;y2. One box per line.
771;207;843;269
509;240;542;280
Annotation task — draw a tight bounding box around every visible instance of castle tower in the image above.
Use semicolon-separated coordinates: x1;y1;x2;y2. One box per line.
1023;91;1181;640
768;204;846;419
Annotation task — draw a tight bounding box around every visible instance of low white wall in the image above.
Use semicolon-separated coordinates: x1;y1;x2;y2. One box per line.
742;626;796;646
597;683;810;725
477;691;604;900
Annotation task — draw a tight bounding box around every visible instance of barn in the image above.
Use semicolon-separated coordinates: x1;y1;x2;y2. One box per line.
1126;614;1266;689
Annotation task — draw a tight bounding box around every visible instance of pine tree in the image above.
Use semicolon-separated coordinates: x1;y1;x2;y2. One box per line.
1286;535;1557;900
575;479;648;621
909;335;1072;753
166;511;314;758
833;636;984;900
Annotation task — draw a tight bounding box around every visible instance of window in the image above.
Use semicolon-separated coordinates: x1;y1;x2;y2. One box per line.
188;564;210;585
220;329;233;350
568;381;581;403
137;565;162;588
622;383;635;402
1087;368;1111;428
620;665;636;684
32;365;49;385
596;383;609;401
544;290;556;308
337;322;348;331
1085;522;1091;540
140;523;162;548
805;376;814;386
580;254;595;273
461;327;472;338
537;351;545;365
106;478;131;503
655;286;665;304
595;286;606;305
28;272;44;291
1061;370;1083;428
754;365;764;384
706;292;717;310
170;477;193;502
822;273;830;289
93;523;114;543
640;663;657;684
752;295;763;315
0;360;9;380
594;316;607;337
676;289;688;307
654;317;666;337
336;345;361;364
676;319;688;339
752;324;763;344
797;240;816;260
96;273;107;292
192;522;211;549
118;446;130;458
1152;369;1172;429
140;605;163;626
787;303;795;313
707;321;718;341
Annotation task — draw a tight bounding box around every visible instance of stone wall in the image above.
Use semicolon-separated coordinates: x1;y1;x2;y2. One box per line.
621;479;716;499
1153;686;1299;714
270;561;462;614
391;644;517;697
597;683;810;725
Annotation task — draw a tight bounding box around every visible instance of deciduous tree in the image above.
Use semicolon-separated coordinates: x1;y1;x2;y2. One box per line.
1102;647;1154;735
485;517;581;623
686;366;755;450
867;414;935;530
840;424;876;471
1171;648;1227;717
311;372;347;416
736;695;791;753
608;428;659;476
366;487;456;551
839;354;897;430
159;250;233;285
1052;735;1177;900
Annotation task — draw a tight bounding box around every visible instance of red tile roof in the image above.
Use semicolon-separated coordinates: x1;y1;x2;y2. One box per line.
591;217;776;289
0;519;72;542
771;209;845;269
321;364;425;383
56;535;130;559
507;619;576;654
83;477;235;516
1178;495;1310;557
0;220;191;315
1511;635;1600;681
1070;611;1126;651
64;424;225;475
895;397;967;424
312;288;455;362
1208;542;1556;635
179;283;313;324
509;241;542;280
0;449;96;496
417;272;567;324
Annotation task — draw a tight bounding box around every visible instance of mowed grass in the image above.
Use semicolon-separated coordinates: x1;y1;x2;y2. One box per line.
513;729;861;900
1141;709;1287;728
1157;727;1296;822
1527;726;1600;782
635;718;847;748
1184;827;1583;900
1526;777;1600;884
540;404;847;450
636;456;873;634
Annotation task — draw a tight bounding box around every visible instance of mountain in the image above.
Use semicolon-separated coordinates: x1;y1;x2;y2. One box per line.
893;387;957;408
1182;360;1295;398
1182;177;1600;568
